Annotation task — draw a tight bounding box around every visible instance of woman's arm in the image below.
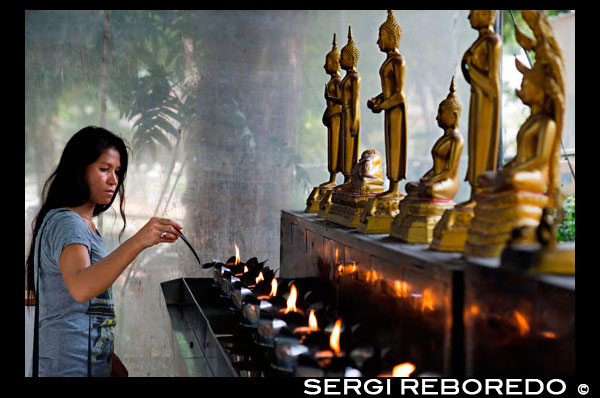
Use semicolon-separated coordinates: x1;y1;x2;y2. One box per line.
59;217;182;303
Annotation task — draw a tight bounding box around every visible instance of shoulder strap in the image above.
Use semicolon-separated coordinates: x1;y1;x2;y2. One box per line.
32;209;94;377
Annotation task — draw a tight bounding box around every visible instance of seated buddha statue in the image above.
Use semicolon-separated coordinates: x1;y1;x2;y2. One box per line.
463;10;566;258
476;64;555;195
404;77;464;201
350;149;385;193
326;149;384;228
389;77;464;244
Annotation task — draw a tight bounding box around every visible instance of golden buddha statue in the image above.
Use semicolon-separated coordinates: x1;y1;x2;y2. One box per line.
390;77;464;243
326;28;384;228
326;149;385;227
463;10;568;259
326;26;361;186
358;10;407;234
429;10;501;252
306;34;343;213
350;149;385;193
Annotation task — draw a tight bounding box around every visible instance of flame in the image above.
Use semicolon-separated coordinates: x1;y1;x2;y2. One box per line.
350;262;357;273
470;305;480;316
234;243;241;265
338;264;344;275
270;278;278;297
308;309;318;331
421;288;434;312
285;284;298;314
394;280;409;298
329;318;342;355
392;362;416;377
244;266;249;274
514;310;530;336
541;331;556;339
363;269;379;283
255;272;264;284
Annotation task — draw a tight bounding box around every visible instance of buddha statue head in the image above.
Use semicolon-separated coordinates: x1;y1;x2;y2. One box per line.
351;149;384;189
324;33;341;75
515;58;547;109
378;10;402;52
341;26;360;70
468;10;497;30
436;76;462;130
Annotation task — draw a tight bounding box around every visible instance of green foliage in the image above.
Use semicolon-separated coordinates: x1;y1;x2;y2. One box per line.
556;194;575;242
107;11;188;162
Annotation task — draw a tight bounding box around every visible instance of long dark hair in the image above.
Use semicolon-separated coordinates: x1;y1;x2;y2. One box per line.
25;126;130;296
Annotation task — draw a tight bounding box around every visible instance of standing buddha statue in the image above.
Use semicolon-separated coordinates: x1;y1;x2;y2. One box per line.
358;10;408;234
463;10;567;259
326;27;385;228
430;10;501;252
390;77;464;243
306;33;343;213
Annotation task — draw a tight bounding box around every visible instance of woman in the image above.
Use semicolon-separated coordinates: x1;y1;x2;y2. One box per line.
25;126;183;377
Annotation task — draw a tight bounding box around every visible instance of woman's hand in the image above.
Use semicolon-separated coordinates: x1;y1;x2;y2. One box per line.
134;217;183;249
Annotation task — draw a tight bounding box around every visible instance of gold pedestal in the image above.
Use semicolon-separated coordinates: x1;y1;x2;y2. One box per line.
305;186;334;213
429;205;475;252
463;190;548;258
500;242;575;275
535;243;575;274
357;195;403;234
326;188;383;228
389;197;454;244
317;189;334;218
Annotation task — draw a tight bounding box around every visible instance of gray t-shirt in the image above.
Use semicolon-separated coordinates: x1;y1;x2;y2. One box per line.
34;208;116;377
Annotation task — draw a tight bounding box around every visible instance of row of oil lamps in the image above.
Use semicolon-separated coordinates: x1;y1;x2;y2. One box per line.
204;244;418;377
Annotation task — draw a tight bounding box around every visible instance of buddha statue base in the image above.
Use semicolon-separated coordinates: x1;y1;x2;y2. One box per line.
305;185;334;213
326;188;384;228
357;195;403;234
317;189;335;218
389;197;455;244
500;242;574;275
429;205;475;252
463;190;549;258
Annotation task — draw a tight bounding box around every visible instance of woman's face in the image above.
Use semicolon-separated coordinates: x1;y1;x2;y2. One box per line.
84;147;121;205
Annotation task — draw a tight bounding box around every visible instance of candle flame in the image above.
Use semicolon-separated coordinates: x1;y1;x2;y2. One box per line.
329;318;342;355
285;284;298;314
270;278;278;297
308;309;318;331
514;310;530;336
338;264;344;275
365;269;378;283
394;280;409;298
255;272;264;284
541;331;556;339
234;243;241;265
421;288;434;312
392;362;416;377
